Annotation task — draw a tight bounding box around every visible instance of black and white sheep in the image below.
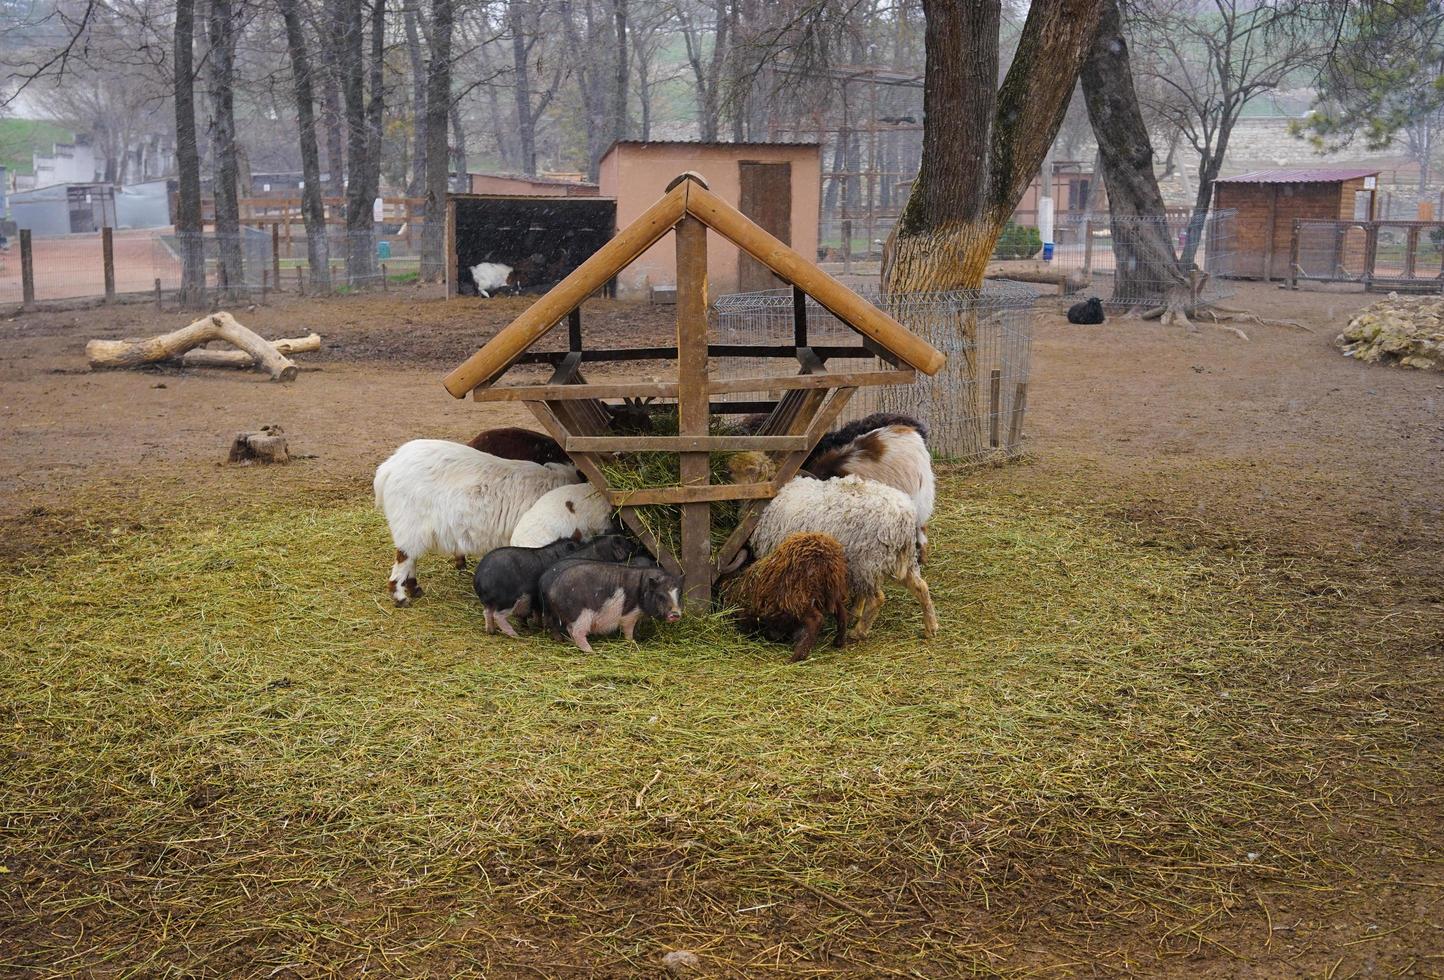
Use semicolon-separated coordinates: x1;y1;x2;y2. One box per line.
373;439;581;605
804;414;935;558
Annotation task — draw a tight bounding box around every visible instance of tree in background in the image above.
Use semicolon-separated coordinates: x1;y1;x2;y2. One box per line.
207;0;246;298
173;0;207;305
331;0;385;285
1081;0;1192;314
1127;0;1339;265
420;0;454;280
277;0;331;292
1294;0;1444;192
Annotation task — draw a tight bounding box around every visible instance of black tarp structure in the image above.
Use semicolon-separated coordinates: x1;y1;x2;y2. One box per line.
448;194;617;296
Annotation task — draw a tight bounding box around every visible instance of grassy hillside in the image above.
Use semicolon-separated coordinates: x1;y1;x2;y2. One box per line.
0;118;74;177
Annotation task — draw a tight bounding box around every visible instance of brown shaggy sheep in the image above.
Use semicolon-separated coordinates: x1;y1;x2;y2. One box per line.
724;532;849;661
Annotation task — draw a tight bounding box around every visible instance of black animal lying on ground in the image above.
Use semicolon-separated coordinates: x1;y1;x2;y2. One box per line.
1067;297;1105;325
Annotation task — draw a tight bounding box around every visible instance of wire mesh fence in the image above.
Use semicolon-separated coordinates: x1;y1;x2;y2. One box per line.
1293;219;1444;290
0;225;422;307
1045;209;1238;305
713;282;1037;462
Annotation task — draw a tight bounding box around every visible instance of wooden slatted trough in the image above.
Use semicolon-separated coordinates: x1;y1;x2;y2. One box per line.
443;172;946;608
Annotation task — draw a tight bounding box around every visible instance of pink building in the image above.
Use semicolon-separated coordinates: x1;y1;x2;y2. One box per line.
598;141;821;297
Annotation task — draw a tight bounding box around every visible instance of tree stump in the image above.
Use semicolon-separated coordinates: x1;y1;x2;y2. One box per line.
228;425;290;464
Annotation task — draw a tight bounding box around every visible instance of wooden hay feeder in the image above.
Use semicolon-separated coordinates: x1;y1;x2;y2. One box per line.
443;172;945;609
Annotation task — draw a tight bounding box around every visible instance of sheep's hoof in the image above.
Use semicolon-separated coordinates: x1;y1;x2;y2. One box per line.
393;596;411;608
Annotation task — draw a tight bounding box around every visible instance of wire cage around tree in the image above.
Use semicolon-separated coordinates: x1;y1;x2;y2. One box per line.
713;282;1037;462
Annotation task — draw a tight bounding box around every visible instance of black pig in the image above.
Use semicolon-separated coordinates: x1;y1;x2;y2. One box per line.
1067;296;1105;325
472;537;583;637
541;562;682;653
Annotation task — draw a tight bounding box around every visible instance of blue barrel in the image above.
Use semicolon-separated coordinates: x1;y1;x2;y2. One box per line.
1042;242;1055;261
377;240;391;260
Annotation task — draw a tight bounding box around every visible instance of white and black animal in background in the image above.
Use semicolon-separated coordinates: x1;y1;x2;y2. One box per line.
751;474;937;640
373;439;581;605
510;482;614;547
1066;296;1106;325
804;412;935;559
468;262;515;298
540;561;682;653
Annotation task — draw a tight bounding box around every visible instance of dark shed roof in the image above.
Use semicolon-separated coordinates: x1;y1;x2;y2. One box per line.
1215;167;1380;184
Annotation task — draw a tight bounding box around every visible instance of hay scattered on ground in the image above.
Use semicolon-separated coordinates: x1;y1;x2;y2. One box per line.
1338;293;1444;371
0;478;1434;975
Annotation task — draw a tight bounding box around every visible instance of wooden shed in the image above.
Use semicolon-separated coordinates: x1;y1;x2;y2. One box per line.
597;141;821;297
1213;167;1380;280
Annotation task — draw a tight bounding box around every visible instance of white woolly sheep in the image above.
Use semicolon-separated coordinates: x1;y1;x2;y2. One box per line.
374;439;581;605
751;474;937;640
509;482;614;547
805;416;934;558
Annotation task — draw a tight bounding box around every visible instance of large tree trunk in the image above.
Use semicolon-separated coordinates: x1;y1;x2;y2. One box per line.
173;0;206;306
278;0;332;293
420;0;454;281
403;1;428;198
314;25;347;195
510;2;538;175
1080;0;1186;307
207;0;245;300
885;0;1104;458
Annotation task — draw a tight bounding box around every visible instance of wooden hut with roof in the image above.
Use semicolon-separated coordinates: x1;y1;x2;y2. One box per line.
443;172;945;607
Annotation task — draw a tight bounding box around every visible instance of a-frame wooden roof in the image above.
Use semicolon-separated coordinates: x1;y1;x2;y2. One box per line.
442;173;945;398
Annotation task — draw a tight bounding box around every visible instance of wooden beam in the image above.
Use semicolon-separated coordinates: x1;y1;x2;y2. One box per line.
675;213;711;610
710;400;778;415
793;284;808;348
513;344;878;364
568;307;583;351
607;482;776;506
101;227;116;302
566;434;809;452
680;181;945;375
706;367;913;396
472;380;679;402
444;183;688;396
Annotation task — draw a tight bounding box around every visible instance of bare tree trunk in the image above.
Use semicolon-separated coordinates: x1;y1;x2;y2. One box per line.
421;0;453;281
450;101;467;175
335;0;383;285
614;0;630;142
208;0;245;299
1080;0;1185;307
511;1;539;175
278;0;332;292
314;26;347;195
173;0;206;306
404;1;428;197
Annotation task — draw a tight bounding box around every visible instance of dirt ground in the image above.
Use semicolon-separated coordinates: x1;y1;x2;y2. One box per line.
2;279;1441;973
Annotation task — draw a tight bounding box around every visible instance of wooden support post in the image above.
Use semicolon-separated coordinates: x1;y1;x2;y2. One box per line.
1363;223;1379;291
1263;185;1278;282
284;216;293;258
568;307;583;351
101;227;116;302
297;266;305;297
445;199;456;297
792;284;808;348
675;213;711;610
1006;382;1028;452
154;277;163;310
842;218;852;275
989;369;1001;448
1083;218;1095;275
1288;219;1300;290
261;269;269;303
1405;225;1420;280
18;229;37;308
272;223;282;287
381;262;388;292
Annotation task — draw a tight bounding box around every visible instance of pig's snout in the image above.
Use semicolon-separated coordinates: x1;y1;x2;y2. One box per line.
664;610;682;623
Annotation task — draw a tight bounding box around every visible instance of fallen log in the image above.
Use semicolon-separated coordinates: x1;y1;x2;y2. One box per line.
86;312;299;381
984;263;1091;293
175;334;321;370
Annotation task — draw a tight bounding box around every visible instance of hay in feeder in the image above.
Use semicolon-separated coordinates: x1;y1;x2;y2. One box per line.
1337;294;1444;372
598;410;770;560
